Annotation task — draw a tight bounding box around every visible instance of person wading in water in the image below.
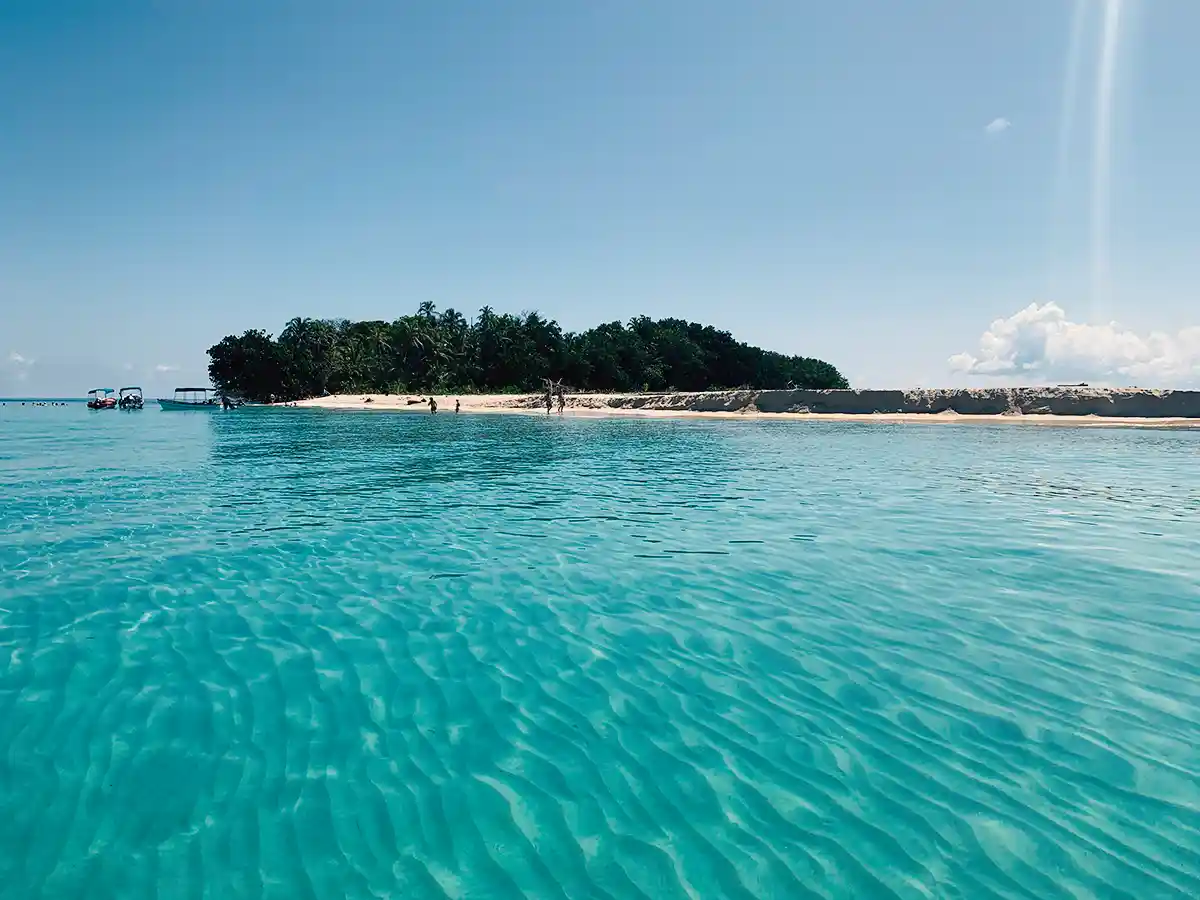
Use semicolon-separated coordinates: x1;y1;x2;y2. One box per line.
429;397;438;414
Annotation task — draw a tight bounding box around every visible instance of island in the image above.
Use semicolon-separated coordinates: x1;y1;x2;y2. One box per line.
207;306;1200;423
207;305;849;401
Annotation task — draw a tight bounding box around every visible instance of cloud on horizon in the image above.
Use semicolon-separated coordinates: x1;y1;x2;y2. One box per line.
155;364;180;373
950;303;1200;387
5;351;34;382
984;117;1011;136
1;354;211;397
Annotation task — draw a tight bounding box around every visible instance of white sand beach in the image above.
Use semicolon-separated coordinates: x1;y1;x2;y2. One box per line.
289;388;1200;426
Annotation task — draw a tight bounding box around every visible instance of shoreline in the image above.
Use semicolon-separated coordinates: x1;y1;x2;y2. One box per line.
286;389;1200;427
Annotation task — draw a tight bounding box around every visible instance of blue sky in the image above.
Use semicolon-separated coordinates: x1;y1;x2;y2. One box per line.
3;0;1198;395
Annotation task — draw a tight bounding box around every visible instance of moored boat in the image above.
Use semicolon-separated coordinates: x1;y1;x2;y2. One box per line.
158;387;220;410
118;386;144;410
86;388;117;410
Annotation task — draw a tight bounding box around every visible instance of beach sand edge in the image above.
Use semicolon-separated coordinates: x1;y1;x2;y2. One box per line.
284;389;1200;427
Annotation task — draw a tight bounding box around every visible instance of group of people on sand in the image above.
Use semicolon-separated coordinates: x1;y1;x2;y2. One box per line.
361;392;566;416
544;386;566;415
427;391;565;415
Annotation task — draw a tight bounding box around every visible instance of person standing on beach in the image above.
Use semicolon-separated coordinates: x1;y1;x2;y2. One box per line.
556;387;566;415
544;390;552;415
429;397;438;414
455;399;460;414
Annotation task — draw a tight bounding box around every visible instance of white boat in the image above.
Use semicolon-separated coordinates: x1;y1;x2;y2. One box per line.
158;387;221;410
118;386;144;410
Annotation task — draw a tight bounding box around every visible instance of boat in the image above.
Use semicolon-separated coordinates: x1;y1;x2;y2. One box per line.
86;388;117;410
158;387;220;410
118;386;144;410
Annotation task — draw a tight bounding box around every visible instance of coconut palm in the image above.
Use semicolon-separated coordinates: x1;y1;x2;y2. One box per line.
207;305;849;401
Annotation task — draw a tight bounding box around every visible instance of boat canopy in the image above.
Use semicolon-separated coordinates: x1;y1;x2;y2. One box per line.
174;387;211;393
119;386;143;392
88;388;115;394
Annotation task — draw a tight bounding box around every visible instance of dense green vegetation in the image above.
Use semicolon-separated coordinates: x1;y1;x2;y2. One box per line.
207;304;849;401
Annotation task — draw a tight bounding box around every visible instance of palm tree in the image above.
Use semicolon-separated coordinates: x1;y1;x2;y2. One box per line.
208;305;850;397
360;321;393;385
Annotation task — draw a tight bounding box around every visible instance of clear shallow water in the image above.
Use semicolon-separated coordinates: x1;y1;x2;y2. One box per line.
2;406;1198;899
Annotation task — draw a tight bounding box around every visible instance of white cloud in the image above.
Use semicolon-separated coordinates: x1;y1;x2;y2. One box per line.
984;117;1012;135
5;351;33;382
155;364;180;373
950;302;1200;387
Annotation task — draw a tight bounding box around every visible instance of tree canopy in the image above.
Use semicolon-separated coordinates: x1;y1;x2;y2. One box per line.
207;305;849;401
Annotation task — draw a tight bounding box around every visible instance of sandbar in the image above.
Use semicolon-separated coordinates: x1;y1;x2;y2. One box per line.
287;388;1200;427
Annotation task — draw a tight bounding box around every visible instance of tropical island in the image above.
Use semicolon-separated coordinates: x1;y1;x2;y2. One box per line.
207;304;849;401
205;304;1200;422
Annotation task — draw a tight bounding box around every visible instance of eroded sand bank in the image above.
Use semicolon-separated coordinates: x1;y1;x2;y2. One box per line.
290;388;1200;426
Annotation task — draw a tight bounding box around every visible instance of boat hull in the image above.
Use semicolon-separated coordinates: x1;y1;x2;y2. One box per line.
158;399;220;410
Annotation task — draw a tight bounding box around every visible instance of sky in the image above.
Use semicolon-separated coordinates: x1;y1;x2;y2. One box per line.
2;0;1198;396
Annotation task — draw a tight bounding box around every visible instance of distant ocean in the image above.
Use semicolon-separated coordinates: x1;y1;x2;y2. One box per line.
1;404;1197;898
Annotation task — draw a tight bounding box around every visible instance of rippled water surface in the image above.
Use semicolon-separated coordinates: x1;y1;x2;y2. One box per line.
2;405;1199;899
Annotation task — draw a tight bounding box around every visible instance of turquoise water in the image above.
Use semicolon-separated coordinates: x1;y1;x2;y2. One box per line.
2;406;1198;899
